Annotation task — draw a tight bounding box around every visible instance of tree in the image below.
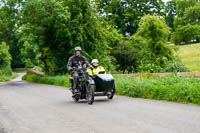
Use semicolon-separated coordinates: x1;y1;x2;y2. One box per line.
111;40;139;73
171;0;200;44
171;24;200;44
20;41;40;68
184;4;200;25
20;0;121;74
164;0;176;31
133;15;173;72
176;0;196;17
0;0;25;68
97;0;165;35
0;42;12;76
20;0;72;74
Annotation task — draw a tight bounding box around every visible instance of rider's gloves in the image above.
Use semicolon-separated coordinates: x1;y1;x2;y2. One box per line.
89;66;94;70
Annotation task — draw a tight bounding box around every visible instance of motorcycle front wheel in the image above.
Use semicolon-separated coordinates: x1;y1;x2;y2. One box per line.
73;95;80;102
86;84;95;105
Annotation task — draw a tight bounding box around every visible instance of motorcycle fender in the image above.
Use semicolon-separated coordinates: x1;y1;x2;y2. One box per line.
88;78;95;85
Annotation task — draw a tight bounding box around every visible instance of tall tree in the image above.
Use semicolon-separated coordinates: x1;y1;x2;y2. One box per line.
0;42;12;76
133;15;173;72
171;0;200;44
20;0;121;74
97;0;165;35
0;0;25;68
164;0;176;31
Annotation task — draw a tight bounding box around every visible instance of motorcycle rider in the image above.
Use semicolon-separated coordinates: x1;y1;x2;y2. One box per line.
87;59;105;76
67;46;90;95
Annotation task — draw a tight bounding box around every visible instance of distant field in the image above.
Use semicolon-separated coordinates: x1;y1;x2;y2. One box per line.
177;43;200;72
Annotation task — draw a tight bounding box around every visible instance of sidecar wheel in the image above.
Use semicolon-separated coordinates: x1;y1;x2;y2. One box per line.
107;86;115;99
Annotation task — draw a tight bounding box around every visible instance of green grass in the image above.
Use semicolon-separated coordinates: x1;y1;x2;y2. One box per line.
22;74;71;87
177;43;200;72
12;68;27;73
115;75;200;105
23;73;200;105
0;73;18;82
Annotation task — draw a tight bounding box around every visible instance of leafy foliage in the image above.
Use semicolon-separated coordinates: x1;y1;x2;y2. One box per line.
0;0;193;74
171;24;200;44
20;41;39;68
111;40;139;73
172;0;200;44
164;0;176;31
97;0;165;35
133;15;174;72
0;42;12;76
0;0;25;68
20;0;121;75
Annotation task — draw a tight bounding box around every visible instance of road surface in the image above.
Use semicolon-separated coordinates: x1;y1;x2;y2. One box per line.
0;73;200;133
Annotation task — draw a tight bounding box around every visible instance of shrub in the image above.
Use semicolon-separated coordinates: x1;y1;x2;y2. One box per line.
131;15;176;73
111;40;139;73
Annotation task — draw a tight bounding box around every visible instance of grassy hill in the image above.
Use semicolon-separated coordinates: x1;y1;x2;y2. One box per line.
177;43;200;72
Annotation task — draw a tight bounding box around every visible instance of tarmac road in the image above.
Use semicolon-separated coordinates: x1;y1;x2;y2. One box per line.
0;73;200;133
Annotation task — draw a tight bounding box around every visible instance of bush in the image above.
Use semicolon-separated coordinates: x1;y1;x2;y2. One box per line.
115;75;200;104
131;15;176;73
0;42;12;76
111;40;139;73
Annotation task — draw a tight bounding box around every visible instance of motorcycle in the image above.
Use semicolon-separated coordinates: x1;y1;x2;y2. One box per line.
70;63;95;105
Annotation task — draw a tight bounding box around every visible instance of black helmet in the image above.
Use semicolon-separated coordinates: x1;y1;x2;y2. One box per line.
74;46;82;52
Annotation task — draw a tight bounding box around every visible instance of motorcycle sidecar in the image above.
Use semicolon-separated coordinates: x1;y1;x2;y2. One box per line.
93;74;115;99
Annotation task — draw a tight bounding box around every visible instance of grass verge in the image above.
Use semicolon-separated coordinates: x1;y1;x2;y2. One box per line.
177;43;200;72
0;73;18;82
115;75;200;104
23;73;200;105
22;74;71;87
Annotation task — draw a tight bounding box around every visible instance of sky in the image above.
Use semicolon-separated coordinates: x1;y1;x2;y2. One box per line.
163;0;170;3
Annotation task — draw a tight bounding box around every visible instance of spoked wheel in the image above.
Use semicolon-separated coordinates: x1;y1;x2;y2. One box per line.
72;87;80;102
73;95;80;102
86;84;95;105
107;85;115;99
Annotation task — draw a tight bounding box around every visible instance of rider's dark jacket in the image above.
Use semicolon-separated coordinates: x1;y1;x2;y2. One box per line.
67;55;90;72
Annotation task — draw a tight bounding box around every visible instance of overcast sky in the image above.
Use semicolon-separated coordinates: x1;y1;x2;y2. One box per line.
163;0;170;3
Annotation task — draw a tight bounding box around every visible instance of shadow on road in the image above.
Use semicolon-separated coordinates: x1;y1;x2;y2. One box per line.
63;97;113;106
